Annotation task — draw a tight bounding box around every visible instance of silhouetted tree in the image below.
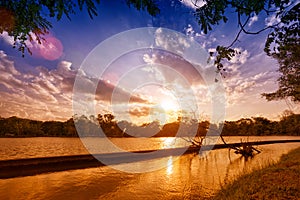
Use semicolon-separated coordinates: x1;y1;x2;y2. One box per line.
195;1;299;102
252;117;272;136
96;113;123;137
0;113;298;137
41;121;64;136
64;118;78;137
278;112;300;136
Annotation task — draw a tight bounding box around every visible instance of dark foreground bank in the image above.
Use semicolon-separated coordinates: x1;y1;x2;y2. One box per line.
213;147;300;200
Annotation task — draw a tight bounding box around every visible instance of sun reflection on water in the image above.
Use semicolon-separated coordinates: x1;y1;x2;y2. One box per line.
161;137;176;149
166;156;173;175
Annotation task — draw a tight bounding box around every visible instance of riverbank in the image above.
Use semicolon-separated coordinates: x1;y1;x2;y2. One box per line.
213;147;300;200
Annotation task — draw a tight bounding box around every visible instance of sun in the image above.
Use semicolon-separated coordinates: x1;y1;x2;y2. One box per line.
160;99;179;111
159;99;180;124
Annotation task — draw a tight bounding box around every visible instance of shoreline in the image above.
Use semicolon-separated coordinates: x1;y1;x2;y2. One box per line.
212;147;300;199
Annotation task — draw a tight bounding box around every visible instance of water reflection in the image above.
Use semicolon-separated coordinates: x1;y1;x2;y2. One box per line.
1;136;299;160
166;156;173;176
1;143;299;199
160;137;182;149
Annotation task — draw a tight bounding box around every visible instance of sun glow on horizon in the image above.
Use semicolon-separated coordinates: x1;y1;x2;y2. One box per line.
160;99;179;112
159;98;181;124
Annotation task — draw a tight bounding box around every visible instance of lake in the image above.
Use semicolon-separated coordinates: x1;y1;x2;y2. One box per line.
0;136;300;199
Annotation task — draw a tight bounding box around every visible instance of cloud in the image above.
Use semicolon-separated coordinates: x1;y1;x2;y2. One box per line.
155;28;191;55
143;53;157;64
181;0;206;9
0;50;149;121
143;51;206;86
229;48;250;65
95;79;149;104
248;15;258;27
185;24;195;35
235;81;256;93
183;24;219;50
0;51;75;120
265;14;281;26
219;48;250;79
0;31;14;45
222;50;280;107
223;69;271;106
250;71;276;82
129;106;150;117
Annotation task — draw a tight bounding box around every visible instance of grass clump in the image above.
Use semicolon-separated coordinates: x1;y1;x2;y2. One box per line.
213;147;300;200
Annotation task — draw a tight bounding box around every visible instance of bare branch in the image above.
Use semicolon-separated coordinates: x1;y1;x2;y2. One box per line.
191;0;203;8
226;11;250;48
227;9;281;48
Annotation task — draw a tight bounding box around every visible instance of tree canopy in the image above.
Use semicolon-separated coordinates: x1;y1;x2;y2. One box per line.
194;0;299;102
0;0;299;102
262;3;299;102
0;112;299;137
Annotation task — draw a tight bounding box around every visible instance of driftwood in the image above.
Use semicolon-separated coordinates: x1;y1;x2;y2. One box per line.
182;135;205;147
184;135;261;157
220;136;261;157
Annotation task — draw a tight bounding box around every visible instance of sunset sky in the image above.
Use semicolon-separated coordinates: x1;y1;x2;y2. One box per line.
0;0;299;124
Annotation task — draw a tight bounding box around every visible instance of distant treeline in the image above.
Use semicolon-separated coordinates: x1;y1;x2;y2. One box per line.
0;112;299;137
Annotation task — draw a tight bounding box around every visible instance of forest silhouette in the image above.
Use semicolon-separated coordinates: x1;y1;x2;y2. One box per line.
0;111;299;138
